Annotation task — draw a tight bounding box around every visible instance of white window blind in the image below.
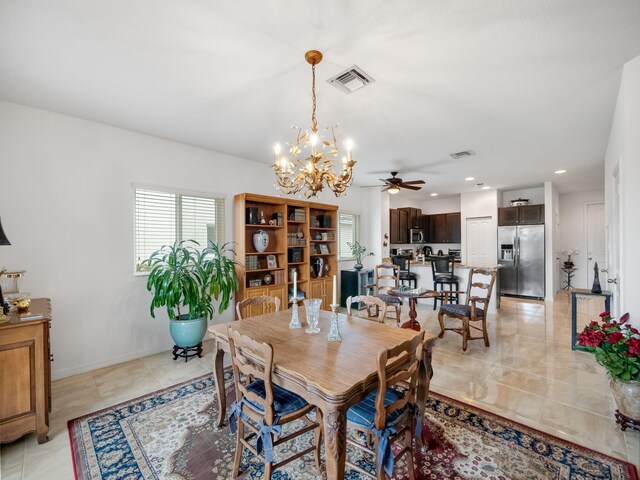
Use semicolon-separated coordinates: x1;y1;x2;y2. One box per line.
338;212;360;260
134;187;225;273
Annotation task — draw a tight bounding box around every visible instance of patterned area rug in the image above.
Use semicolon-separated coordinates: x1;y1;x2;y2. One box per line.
68;370;638;480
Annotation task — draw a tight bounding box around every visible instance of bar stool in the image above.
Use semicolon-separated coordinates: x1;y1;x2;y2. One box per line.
430;256;460;310
391;254;418;288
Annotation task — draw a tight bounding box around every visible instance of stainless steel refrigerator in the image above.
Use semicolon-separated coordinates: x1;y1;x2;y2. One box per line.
498;225;545;298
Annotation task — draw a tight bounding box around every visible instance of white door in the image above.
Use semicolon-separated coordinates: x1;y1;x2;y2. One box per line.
466;217;492;265
586;203;606;288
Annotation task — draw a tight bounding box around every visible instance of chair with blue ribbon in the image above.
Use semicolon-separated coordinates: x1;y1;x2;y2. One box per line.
227;328;323;479
345;331;425;479
437;268;497;351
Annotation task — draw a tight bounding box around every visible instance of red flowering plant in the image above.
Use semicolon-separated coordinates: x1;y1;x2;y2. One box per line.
577;311;640;381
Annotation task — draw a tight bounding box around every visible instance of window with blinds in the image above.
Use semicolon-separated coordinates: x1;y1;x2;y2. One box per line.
134;187;225;273
338;212;360;260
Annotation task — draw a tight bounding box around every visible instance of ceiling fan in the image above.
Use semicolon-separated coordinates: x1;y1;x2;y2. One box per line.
362;172;426;194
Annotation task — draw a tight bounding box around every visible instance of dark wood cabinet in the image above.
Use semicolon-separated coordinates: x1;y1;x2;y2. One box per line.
429;212;461;243
399;207;421;228
398;209;408;243
498;205;544;226
446;212;461;242
419;214;430;242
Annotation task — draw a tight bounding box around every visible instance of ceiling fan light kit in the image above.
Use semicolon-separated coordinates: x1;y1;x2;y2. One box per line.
271;50;356;198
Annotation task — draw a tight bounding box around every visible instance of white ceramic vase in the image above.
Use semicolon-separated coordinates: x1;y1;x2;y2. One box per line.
252;230;269;253
610;377;640;420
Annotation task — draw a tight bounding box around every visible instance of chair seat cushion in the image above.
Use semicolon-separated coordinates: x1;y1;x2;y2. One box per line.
374;293;401;304
244;380;308;416
441;304;484;318
347;388;408;429
434;274;460;282
399;272;418;279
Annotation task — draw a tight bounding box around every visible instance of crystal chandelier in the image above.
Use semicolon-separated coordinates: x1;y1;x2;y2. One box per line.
272;50;356;198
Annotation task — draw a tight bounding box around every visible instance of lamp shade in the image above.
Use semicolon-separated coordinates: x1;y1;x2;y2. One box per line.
0;218;11;246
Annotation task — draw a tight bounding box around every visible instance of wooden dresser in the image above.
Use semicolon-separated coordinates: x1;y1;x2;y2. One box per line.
0;298;52;444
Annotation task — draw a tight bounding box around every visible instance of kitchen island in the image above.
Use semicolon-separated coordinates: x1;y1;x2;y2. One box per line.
406;261;500;312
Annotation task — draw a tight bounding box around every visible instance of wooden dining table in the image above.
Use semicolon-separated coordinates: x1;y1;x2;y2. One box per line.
208;309;437;480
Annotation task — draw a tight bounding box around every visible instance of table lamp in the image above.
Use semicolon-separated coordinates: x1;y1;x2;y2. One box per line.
0;217;11;318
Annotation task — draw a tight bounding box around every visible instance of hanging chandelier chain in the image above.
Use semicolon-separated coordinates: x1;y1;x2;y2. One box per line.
311;63;317;133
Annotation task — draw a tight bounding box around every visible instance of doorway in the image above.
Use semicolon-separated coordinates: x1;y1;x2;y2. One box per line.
586;202;606;288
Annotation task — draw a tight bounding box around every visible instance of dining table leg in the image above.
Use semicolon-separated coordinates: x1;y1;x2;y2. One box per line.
416;337;435;444
212;340;226;428
401;296;421;331
323;406;347;480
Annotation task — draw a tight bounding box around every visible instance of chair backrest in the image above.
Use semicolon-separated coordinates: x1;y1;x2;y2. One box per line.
227;328;276;424
391;255;412;273
463;268;497;309
346;295;387;323
429;255;454;280
236;295;281;320
373;264;400;294
374;332;425;430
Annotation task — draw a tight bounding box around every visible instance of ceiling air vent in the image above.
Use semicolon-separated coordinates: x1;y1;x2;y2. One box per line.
450;150;476;160
328;65;375;94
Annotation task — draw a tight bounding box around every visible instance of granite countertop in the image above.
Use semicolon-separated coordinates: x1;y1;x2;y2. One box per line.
409;260;500;269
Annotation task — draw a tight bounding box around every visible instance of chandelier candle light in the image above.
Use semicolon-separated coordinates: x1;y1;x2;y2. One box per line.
272;50;356;198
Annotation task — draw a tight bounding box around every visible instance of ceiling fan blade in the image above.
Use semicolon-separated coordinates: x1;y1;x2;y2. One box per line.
360;185;384;188
379;179;393;184
402;180;426;185
400;184;422;191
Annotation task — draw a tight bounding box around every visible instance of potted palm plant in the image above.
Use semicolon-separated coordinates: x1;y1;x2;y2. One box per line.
577;311;640;428
145;240;240;357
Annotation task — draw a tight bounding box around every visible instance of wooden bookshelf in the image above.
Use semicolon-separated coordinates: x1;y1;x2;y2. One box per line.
234;193;338;317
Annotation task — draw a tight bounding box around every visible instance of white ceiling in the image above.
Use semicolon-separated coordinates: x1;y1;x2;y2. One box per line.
2;1;639;198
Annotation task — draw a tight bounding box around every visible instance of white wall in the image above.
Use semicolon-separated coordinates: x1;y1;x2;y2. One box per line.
558;190;605;289
544;182;559;300
500;186;545;207
605;54;640;327
0;101;369;378
421;196;461;215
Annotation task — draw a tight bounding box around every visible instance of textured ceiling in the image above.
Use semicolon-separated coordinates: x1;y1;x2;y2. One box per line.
1;0;639;197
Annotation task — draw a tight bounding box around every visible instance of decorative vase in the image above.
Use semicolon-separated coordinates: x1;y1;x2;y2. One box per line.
610;377;640;421
564;261;574;269
169;315;207;348
252;230;269;252
353;263;363;271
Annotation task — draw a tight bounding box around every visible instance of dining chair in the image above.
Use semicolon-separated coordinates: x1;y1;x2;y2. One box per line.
429;255;461;310
437;268;497;351
235;295;281;320
391;255;418;289
366;264;402;325
346;295;387;323
345;332;425;479
227;328;323;479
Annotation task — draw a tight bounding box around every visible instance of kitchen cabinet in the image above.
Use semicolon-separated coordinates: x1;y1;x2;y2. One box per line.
429;212;461;243
498;205;544;226
397;209;408;243
419;215;430;242
398;207;422;228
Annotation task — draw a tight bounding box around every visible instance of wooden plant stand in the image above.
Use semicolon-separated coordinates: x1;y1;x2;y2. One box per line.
172;343;203;362
615;410;640;432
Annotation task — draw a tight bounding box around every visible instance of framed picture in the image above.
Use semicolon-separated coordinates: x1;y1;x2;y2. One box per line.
266;254;277;269
319;243;330;255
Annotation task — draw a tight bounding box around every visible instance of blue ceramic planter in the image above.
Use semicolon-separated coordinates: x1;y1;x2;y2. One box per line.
169;315;207;348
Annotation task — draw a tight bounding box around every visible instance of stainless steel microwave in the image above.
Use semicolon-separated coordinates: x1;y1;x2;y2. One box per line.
409;229;424;243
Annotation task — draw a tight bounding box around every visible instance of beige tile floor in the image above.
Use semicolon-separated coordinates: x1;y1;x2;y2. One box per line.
1;295;638;479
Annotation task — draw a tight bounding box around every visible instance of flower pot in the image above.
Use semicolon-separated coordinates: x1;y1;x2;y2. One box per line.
610;377;640;421
353;263;363;271
169;315;207;348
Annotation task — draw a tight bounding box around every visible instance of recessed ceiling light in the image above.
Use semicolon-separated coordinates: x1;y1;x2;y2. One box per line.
430;193;438;197
555;169;567;174
465;177;475;181
482;186;491;190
